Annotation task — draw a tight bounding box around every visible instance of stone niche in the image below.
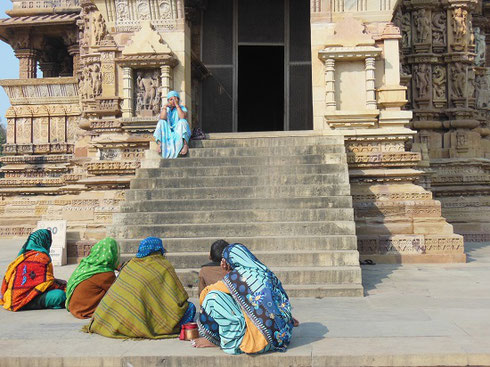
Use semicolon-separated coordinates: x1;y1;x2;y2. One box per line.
134;68;162;118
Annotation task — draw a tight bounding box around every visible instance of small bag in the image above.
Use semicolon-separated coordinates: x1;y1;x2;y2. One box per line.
191;128;206;140
179;322;199;341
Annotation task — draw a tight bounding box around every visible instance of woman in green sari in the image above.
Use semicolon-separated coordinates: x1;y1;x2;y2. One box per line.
65;237;120;319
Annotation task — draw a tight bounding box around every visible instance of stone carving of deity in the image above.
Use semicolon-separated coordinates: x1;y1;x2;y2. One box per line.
93;13;108;46
450;63;466;99
474;27;486;66
115;0;129;20
401;13;411;48
413;9;431;44
467;68;475;100
413;64;431;98
432;65;446;100
137;0;151;20
451;8;467;45
135;70;162;117
432;11;447;45
476;74;490;108
159;1;172;19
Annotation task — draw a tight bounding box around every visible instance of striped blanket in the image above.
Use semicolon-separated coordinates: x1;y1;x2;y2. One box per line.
84;253;191;339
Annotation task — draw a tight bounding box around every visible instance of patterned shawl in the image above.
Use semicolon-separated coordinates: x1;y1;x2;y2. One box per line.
65;237;120;310
200;243;294;351
84;253;191;339
0;229;61;311
136;237;165;258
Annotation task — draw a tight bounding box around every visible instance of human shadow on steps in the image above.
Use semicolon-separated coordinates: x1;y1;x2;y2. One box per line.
287;322;329;349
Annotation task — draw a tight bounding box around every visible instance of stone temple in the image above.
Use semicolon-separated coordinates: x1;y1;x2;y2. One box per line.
0;0;488;296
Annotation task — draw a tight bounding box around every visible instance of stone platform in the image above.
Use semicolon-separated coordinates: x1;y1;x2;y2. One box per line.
1;239;490;366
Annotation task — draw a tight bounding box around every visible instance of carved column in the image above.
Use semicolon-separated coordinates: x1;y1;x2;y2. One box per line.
160;65;173;106
15;49;39;79
365;57;376;109
68;44;80;76
324;58;336;111
122;67;133;118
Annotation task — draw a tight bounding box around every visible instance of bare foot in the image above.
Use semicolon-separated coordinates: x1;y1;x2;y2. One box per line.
157;144;162;154
179;140;189;156
293;317;300;327
191;337;217;348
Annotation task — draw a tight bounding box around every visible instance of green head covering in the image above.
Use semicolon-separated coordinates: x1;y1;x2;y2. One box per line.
18;229;52;256
65;237;120;310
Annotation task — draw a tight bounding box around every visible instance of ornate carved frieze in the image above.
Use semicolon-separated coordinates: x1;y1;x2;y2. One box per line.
86;160;141;175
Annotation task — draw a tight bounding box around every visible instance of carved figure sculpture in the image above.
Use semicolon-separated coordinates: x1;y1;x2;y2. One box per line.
476;74;490;108
450;63;466;98
432;65;446;99
93;14;108;45
413;64;430;98
413;9;431;44
467;69;475;99
452;8;467;44
474;27;486;66
432;11;447;45
401;13;411;48
135;70;161;116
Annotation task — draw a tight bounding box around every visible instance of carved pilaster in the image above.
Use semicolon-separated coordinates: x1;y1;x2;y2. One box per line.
160;64;173;106
365;57;376;109
15;49;39;79
324;58;336;111
122;67;133;118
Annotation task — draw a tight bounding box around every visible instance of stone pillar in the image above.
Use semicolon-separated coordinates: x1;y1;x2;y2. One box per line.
68;44;80;76
160;64;173;106
15;49;39;79
324;58;336;111
38;62;58;77
365;57;376;109
122;67;133;118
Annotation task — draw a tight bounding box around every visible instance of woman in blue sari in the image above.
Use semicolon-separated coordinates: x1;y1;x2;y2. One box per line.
154;91;191;158
193;243;298;355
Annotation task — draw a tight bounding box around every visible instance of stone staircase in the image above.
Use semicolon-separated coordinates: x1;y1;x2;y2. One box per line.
109;132;363;297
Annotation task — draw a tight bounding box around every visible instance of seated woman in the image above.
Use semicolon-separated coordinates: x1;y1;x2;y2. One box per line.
84;237;196;339
0;229;66;311
65;237;120;319
194;243;297;355
154;91;191;158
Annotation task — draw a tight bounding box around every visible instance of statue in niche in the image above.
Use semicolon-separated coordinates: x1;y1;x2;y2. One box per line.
401;64;411;77
93;13;108;45
474;27;486;66
432;11;447;45
401;13;411;48
432;65;446;100
92;64;103;98
116;0;129;20
450;63;466;98
476;74;490;108
467;68;475;99
413;64;430;98
413;9;431;44
135;69;161;117
452;8;467;44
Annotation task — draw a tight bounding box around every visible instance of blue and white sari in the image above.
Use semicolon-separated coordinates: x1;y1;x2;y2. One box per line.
198;243;294;355
153;104;191;159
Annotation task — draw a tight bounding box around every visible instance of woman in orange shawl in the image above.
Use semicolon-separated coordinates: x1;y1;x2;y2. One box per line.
0;229;67;311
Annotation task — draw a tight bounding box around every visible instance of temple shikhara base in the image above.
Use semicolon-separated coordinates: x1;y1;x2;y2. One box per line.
0;0;489;295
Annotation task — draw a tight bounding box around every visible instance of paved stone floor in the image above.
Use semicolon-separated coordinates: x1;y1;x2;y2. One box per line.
1;239;490;366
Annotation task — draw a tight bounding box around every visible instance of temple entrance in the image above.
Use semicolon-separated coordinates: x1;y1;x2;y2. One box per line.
238;46;284;132
198;0;312;133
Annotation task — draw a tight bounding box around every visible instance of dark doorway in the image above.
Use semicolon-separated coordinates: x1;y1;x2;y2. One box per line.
238;46;284;132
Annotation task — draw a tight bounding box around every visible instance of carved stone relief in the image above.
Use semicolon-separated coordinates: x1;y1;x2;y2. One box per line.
115;0;130;20
401;13;411;49
134;69;162;117
432;11;447;49
451;8;468;47
413;64;430;99
137;0;151;20
474;27;486;67
450;63;466;99
413;9;431;44
432;65;446;102
475;74;490;108
93;13;108;46
79;63;103;100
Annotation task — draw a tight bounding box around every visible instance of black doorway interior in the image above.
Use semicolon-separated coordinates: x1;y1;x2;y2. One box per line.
238;46;284;132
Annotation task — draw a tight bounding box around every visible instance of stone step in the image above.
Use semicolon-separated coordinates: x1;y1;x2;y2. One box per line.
125;185;351;201
174;266;362;288
120;250;360;268
130;173;349;190
157;154;345;168
189;135;344;148
120;196;353;213
136;163;347;179
115;235;359;253
186;144;345;158
113;221;356;238
184;283;364;298
113;208;355;225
